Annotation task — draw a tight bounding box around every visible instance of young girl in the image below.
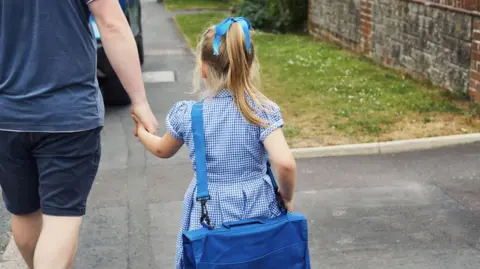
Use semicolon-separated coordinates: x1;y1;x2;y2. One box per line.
133;17;297;268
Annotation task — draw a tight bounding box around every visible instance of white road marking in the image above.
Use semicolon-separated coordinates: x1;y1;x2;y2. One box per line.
142;71;175;83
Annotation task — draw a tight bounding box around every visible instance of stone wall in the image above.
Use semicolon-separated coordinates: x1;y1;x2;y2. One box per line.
308;0;361;50
308;0;480;102
470;18;480;102
373;0;471;91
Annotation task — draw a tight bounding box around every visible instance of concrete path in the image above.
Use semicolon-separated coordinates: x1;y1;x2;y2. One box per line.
1;1;480;268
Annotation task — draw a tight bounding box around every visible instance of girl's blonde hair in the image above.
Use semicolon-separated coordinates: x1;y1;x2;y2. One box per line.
193;21;270;127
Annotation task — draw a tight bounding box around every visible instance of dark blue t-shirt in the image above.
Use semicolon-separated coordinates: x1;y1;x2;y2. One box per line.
0;0;104;132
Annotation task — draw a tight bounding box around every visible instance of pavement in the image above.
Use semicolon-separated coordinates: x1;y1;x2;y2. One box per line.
1;1;480;268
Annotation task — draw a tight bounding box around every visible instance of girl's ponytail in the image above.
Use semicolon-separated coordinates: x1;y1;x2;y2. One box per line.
226;23;266;127
195;18;271;127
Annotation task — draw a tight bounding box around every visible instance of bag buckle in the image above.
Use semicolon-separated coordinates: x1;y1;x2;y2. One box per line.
197;197;214;230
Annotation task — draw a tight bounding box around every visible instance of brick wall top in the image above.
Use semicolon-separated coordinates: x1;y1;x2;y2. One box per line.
402;0;480;16
428;0;478;10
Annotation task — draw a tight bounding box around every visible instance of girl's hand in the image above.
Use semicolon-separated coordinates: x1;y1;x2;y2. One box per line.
277;192;294;212
130;114;184;159
283;199;294;212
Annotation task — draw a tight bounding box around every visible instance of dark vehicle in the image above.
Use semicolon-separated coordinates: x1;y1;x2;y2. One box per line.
90;0;144;106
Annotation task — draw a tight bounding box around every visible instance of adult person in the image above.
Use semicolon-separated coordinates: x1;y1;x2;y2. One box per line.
0;0;158;268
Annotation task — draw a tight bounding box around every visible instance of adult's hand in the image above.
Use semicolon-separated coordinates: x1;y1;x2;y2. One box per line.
131;99;158;136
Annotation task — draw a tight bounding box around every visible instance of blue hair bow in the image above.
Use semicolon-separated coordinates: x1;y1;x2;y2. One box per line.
213;17;252;56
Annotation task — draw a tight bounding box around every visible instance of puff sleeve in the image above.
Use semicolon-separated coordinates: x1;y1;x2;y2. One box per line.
259;104;284;142
165;101;192;141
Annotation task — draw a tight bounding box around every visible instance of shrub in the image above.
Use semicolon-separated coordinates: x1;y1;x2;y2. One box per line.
236;0;308;33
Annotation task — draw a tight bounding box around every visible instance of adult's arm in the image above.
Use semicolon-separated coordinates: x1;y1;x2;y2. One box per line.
88;0;158;133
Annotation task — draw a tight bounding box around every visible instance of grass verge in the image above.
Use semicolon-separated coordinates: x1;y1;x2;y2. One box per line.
175;12;480;148
164;0;236;11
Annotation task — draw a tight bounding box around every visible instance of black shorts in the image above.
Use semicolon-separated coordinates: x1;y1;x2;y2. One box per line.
0;127;102;216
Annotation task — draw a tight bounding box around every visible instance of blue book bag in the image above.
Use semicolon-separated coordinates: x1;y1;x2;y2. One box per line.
182;101;311;268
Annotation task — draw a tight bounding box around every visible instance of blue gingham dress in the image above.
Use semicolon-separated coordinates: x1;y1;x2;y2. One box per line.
166;90;284;268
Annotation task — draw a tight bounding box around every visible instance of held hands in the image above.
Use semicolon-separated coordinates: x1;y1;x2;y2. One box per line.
131;99;158;136
131;114;146;135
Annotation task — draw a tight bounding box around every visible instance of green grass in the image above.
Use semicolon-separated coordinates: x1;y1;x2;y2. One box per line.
175;12;480;147
176;12;229;46
164;0;236;11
